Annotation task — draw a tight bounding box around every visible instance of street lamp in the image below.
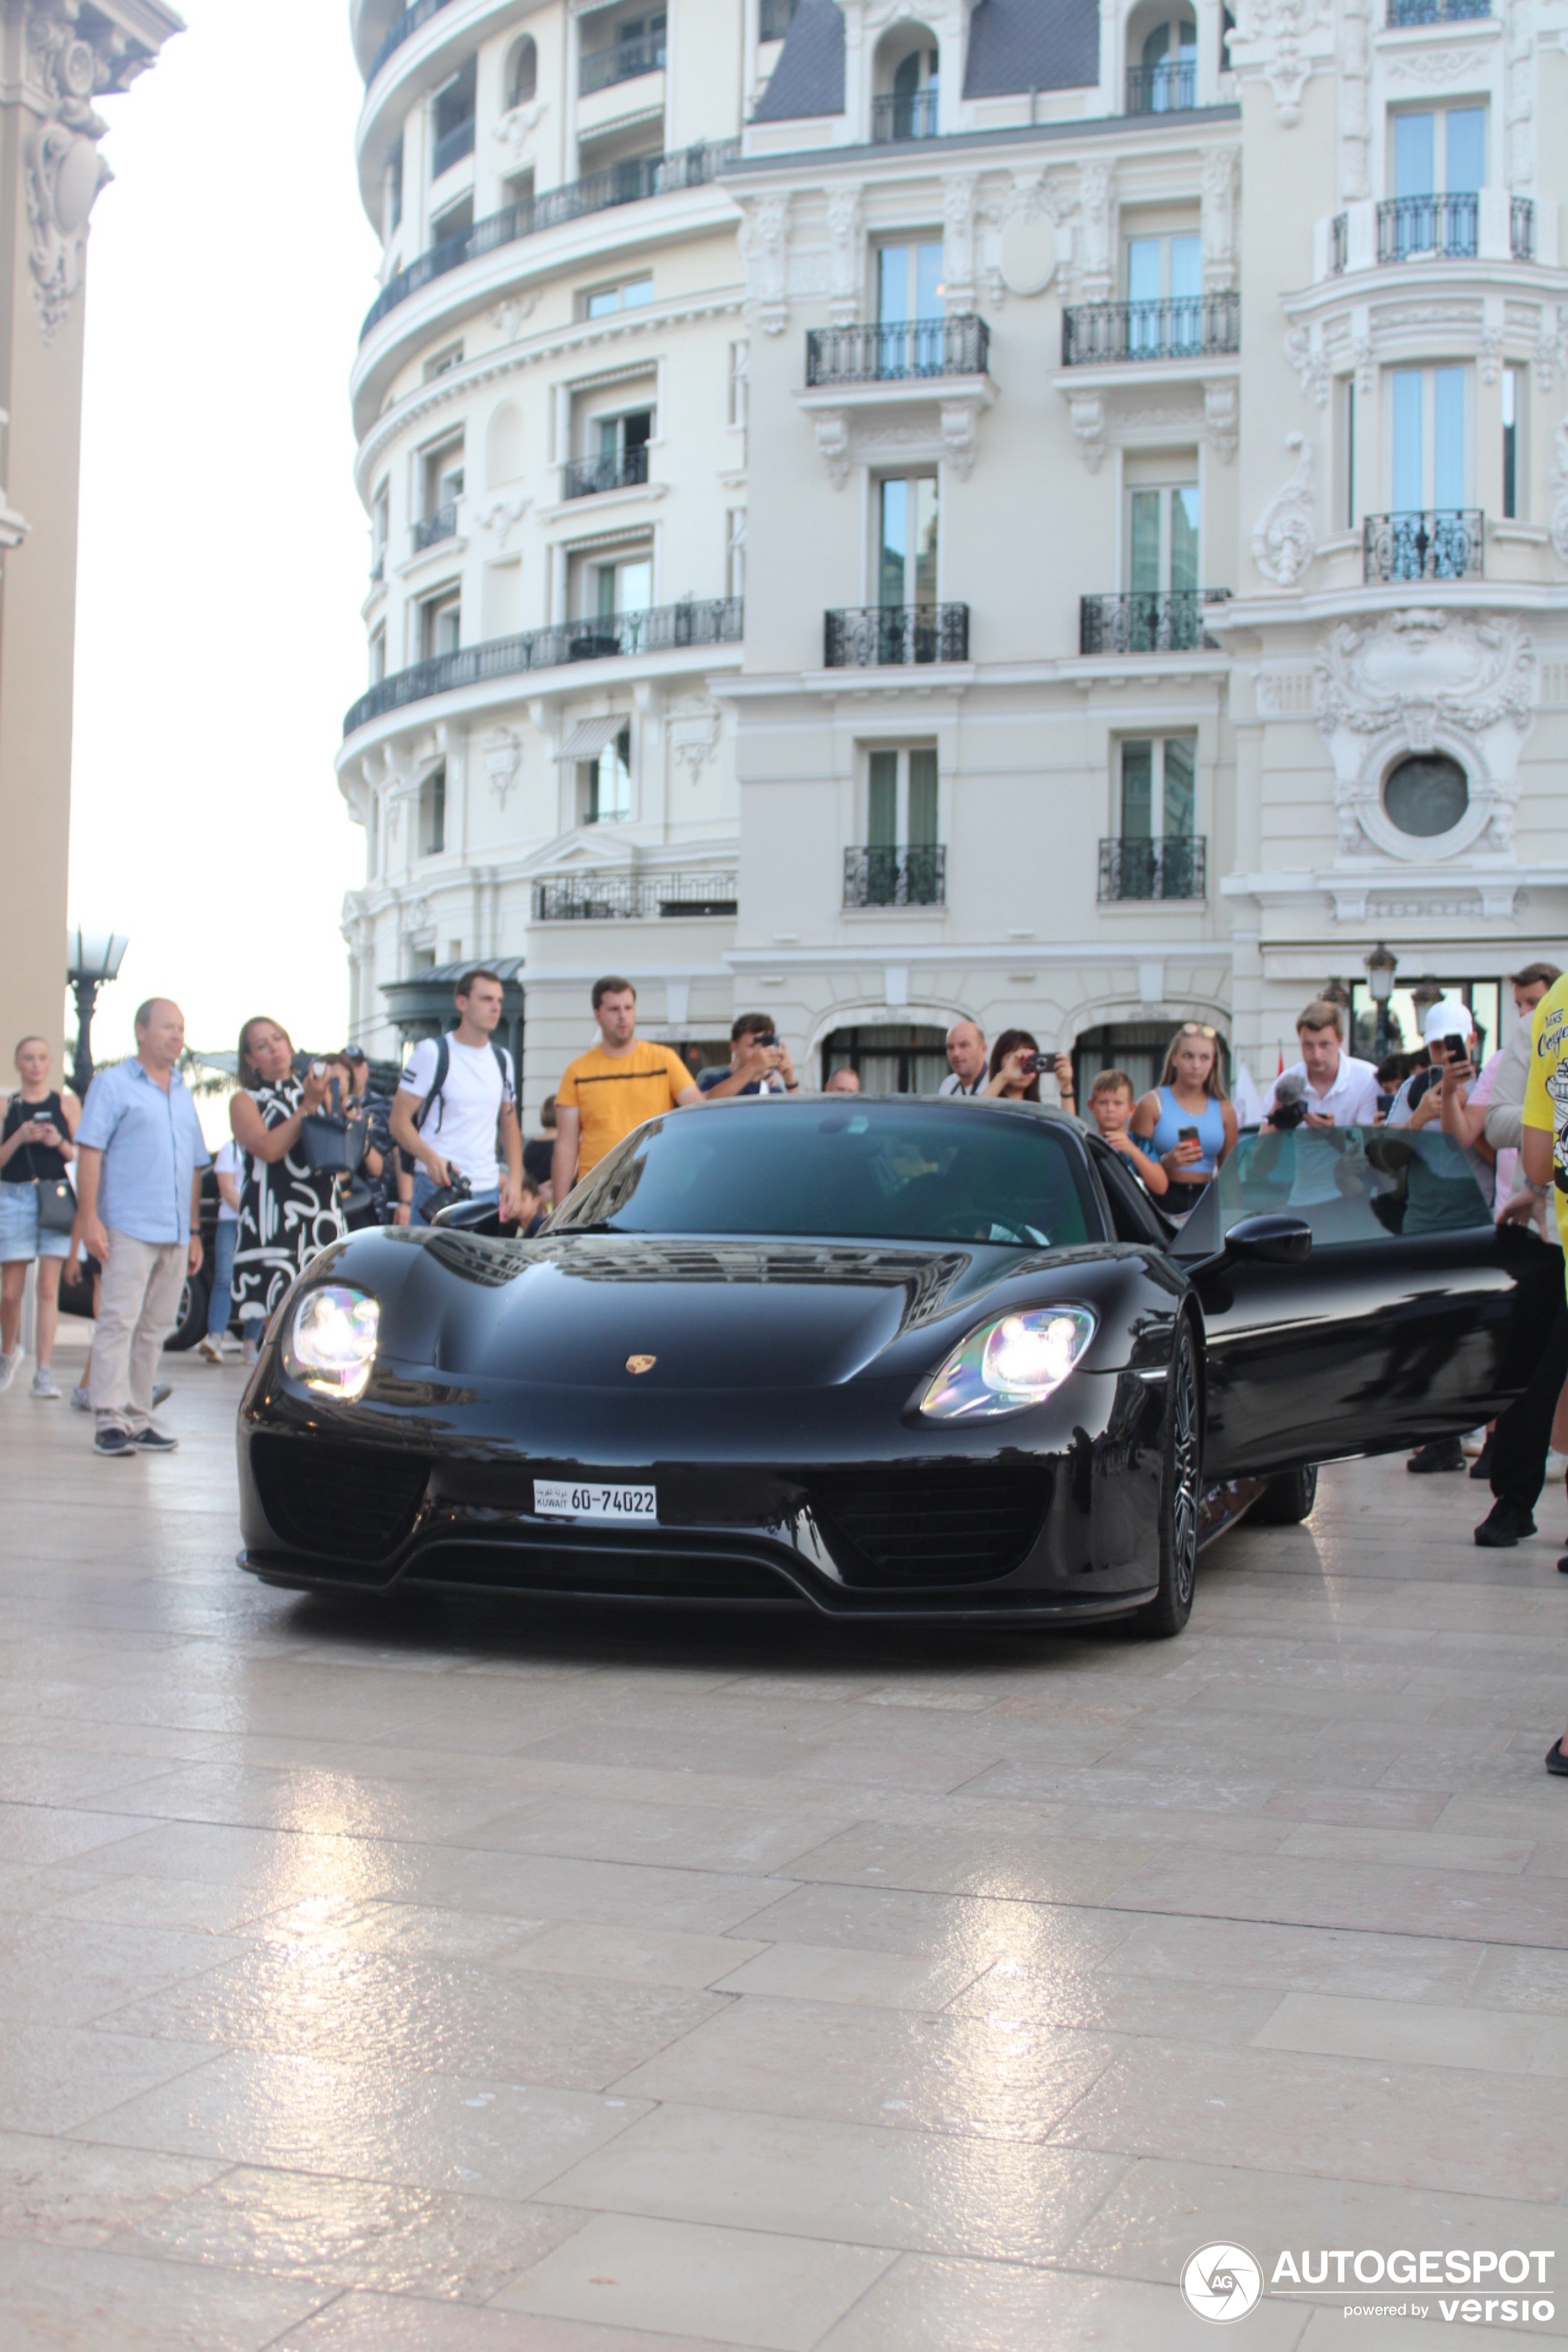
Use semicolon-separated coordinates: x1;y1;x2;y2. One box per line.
65;926;130;1101
1364;941;1398;1062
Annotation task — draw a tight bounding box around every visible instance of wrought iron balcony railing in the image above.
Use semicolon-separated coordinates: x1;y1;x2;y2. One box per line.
367;0;457;82
844;845;947;909
1511;196;1535;259
1125;60;1196;112
361;140;740;339
759;0;799;33
1331;212;1348;272
579;31;665;94
344;598;743;736
824;604;969;667
805;315;988;386
1387;0;1488;20
432;116;475;178
1377;193;1477;262
1079;590;1232;656
412;501;457;551
1362;510;1484;583
534;871;738;922
564;446;649;499
1099;837;1207;901
871;89;940;142
1062;291;1239;365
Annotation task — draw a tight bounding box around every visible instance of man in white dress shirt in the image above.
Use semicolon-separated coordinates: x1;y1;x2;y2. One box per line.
1263;999;1381;1128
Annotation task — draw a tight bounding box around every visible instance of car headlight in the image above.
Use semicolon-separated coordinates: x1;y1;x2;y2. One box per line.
283;1285;380;1400
920;1305;1096;1421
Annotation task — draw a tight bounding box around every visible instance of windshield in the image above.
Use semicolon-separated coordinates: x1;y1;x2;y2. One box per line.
1179;1125;1493;1249
554;1100;1102;1247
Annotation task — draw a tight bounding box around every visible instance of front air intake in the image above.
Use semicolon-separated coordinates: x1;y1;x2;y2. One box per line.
805;1466;1050;1585
249;1434;432;1564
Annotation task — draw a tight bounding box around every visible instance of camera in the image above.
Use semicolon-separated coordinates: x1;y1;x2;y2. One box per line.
1025;1053;1057;1075
1271;1073;1310;1130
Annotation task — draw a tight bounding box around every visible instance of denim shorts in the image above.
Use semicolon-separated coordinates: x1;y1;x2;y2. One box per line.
0;1180;72;1262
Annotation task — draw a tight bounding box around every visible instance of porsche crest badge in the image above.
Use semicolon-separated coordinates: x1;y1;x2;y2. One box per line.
625;1354;657;1375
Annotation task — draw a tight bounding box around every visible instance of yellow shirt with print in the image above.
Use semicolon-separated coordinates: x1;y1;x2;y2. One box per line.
557;1041;693;1178
1522;973;1568;1259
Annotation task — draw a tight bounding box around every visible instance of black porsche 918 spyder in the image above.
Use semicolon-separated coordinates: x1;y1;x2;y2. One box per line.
236;1095;1548;1637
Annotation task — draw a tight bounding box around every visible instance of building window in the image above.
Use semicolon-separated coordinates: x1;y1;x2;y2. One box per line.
422;435;465;516
877;240;943;325
821;1024;949;1094
1393;106;1485;201
1503;363;1522;519
432;195;474;243
581;726;632;824
580;275;654;320
728;340;749;431
1388;365;1469;509
878;475;938;608
423;343;464;382
387;137;402;234
867;744;938;852
432;56;477;178
594;553;653;618
1127;480;1199;594
420;764;446;856
371;482;390;576
508;33;537;106
1126;228;1201;306
1121;736;1196;841
369;625;386;684
725;509;746;599
420;590;461;660
1131;17;1196;111
1384;752;1468;839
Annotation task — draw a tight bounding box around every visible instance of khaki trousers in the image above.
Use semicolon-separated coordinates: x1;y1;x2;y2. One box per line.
89;1231;188;1431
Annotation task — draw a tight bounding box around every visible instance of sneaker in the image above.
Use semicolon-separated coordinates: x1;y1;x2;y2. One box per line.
196;1337;223;1364
1407;1438;1466;1474
70;1382;90;1412
93;1426;134;1457
1474;1499;1536;1548
28;1367;60;1401
0;1349;18;1393
152;1382;172;1408
1468;1434;1496;1482
128;1425;178;1453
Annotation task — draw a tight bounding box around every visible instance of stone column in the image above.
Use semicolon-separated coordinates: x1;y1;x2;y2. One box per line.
0;0;180;1065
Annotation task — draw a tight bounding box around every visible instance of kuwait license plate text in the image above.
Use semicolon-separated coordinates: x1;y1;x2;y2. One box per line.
533;1480;657;1523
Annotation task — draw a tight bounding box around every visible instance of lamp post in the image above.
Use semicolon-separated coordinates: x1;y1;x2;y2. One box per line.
1364;941;1398;1063
65;927;130;1101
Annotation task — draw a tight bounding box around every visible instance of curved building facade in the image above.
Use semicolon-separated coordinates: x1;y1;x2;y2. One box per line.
342;0;1568;1111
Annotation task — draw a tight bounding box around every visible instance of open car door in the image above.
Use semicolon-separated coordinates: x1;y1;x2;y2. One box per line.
1169;1126;1551;1481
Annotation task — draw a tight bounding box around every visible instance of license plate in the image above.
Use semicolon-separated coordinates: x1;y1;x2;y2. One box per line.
533;1480;657;1524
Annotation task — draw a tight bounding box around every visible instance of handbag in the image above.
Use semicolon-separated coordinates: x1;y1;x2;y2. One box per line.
35;1177;76;1234
299;1108;370;1177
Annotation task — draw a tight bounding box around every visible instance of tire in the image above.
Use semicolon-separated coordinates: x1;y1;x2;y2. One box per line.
1250;1462;1319;1525
164;1271;211;1354
1130;1316;1203;1639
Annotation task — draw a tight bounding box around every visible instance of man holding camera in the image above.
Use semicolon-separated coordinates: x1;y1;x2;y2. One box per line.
1263;999;1380;1130
698;1013;799;1098
390;969;527;1227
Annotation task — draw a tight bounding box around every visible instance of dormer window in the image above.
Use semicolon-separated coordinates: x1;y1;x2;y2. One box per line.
872;28;938;142
1129;18;1196;112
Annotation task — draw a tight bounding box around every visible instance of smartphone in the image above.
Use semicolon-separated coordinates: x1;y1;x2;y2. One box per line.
1178;1124;1199;1144
1444;1033;1469;1061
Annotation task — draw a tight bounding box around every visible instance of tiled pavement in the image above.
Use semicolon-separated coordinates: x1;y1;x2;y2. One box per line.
1;1330;1566;2348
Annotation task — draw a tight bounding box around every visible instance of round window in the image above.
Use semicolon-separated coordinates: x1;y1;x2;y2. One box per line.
1383;753;1469;839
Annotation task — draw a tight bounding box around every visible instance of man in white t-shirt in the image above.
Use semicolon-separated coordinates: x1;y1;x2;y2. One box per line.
390;969;526;1225
938;1019;988;1098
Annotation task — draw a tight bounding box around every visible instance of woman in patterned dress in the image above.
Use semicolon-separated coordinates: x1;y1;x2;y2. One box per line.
229;1017;343;1350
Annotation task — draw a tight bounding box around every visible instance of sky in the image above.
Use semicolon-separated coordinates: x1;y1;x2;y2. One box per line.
69;0;381;1066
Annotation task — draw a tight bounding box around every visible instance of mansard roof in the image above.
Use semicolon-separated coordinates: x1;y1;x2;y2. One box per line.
752;0;846;120
963;0;1101;95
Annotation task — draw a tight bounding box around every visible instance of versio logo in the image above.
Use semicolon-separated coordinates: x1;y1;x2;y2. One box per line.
1182;2244;1264;2324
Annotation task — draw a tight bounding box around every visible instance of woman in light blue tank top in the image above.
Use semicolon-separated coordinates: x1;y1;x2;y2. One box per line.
1132;1022;1238;1216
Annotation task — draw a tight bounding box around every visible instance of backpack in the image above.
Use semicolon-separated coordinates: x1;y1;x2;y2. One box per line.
410;1033;512;1140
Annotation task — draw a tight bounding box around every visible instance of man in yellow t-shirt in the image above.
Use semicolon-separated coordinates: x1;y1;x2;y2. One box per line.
551;976;771;1197
1519;971;1568;1773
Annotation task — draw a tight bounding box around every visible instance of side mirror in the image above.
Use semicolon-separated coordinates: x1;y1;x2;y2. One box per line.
1223;1213;1312;1267
430;1196;515;1238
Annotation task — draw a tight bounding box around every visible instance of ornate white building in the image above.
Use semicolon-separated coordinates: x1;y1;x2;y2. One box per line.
341;0;1568;1105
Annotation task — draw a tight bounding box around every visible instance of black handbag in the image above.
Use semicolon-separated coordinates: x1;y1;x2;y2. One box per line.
299;1109;370;1177
35;1177;76;1234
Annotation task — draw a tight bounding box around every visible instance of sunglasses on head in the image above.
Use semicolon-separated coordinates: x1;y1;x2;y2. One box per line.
1178;1023;1219;1040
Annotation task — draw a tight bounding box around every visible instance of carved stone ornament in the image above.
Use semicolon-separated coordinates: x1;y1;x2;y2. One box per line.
1231;0;1326;124
814;407;851;489
666;693;721;776
1069;392;1107;473
738;192;791;336
1076;162;1114;301
482;728;522;810
1549;419;1568;564
24;5;115;341
1200;148;1239;293
1314;609;1535;858
493;99;548;161
1203;378;1239;464
488;293;538;341
1251;434;1317;586
1284;323;1330;407
826;183;863;327
940;173;978;307
475;494;530;548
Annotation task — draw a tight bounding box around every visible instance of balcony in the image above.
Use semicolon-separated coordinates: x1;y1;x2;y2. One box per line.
1363;510;1483;583
805;315;988;387
343;597;743;736
412;501;457;551
1099;837;1207;902
579;30;665;95
367;0;456;83
1125;60;1196;113
1377;193;1477;262
1387;0;1488;20
824;605;969;667
871;90;940;143
431;115;475;178
1511;196;1535;259
844;845;946;909
361;140;740;339
534;871;738;921
1079;590;1231;656
1061;292;1239;366
564;446;649;499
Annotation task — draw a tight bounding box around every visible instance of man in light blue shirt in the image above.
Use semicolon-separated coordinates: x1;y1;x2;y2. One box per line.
73;999;209;1456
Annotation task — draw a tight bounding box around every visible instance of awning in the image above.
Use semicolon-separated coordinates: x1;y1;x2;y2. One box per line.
554;715;626;764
